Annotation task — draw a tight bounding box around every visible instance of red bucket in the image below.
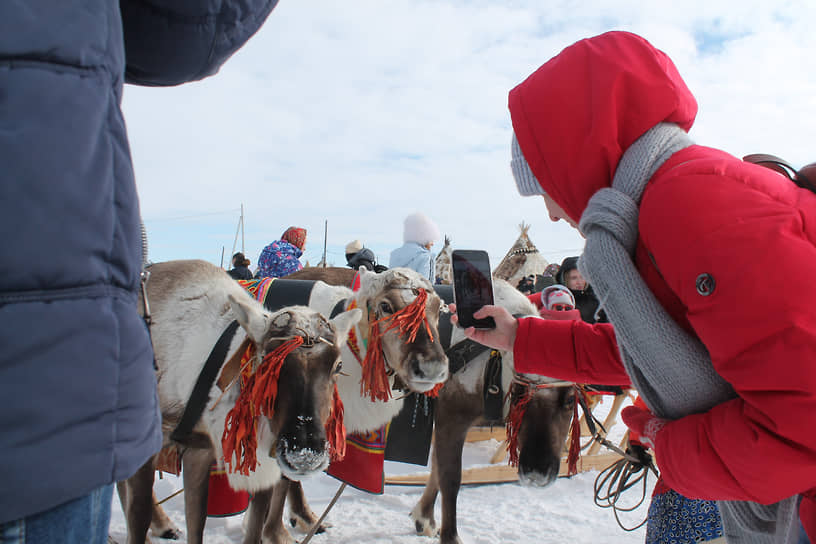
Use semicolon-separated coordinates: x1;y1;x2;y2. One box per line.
206;461;250;517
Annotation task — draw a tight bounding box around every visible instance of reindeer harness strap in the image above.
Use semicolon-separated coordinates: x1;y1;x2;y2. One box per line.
330;298;347;319
170;320;241;443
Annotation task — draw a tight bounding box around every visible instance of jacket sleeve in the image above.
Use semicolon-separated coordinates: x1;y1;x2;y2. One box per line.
513;317;630;385
120;0;278;86
641;164;816;503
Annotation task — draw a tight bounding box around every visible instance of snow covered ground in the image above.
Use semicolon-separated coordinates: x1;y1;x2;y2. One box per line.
109;398;653;544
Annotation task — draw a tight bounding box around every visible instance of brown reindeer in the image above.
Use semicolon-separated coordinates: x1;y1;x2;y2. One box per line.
120;260;361;544
408;279;576;544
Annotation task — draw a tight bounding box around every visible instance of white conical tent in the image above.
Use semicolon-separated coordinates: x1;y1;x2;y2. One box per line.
492;223;550;286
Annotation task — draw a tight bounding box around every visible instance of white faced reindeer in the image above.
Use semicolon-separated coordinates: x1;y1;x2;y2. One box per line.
251;267;451;540
291;269;577;544
119;260;361;544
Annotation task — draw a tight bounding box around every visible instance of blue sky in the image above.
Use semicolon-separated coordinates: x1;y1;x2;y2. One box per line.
123;0;816;272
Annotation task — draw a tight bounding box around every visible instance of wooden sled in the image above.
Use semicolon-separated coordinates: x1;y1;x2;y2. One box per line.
385;390;632;486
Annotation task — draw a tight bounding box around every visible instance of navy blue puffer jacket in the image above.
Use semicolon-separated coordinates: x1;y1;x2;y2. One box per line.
0;0;276;522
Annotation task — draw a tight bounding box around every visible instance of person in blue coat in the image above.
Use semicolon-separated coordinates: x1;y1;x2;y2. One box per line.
389;212;442;281
255;226;308;278
0;2;278;542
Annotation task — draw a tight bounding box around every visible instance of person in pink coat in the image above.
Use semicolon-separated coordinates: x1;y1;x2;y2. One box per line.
451;31;816;543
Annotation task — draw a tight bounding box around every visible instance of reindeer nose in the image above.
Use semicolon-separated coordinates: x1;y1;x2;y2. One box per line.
294;419;317;445
281;416;325;454
411;356;448;382
411;358;425;379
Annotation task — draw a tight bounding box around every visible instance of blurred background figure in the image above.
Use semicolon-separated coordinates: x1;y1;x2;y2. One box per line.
227;252;253;280
556;256;607;323
515;274;537;295
389;212;440;281
527;284;582;321
345;239;387;272
534;262;561;291
255;226;307;278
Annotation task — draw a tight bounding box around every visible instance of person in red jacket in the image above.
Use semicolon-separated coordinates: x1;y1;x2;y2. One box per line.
451;31;816;543
527;284;582;321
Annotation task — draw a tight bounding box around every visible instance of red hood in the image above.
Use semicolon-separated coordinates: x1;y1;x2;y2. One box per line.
508;31;698;223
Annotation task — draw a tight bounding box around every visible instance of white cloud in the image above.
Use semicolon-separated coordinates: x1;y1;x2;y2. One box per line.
124;0;816;271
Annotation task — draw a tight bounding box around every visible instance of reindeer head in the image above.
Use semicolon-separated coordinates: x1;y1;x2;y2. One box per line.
226;295;361;480
354;268;449;396
507;374;575;487
491;279;575;488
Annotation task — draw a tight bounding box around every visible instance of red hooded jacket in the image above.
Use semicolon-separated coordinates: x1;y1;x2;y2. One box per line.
509;31;816;533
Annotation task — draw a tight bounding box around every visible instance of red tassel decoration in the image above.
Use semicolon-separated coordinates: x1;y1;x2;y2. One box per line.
324;383;346;461
385;289;433;343
423;382;445;398
506;390;532;467
222;389;257;475
222;337;304;475
566;389;582;476
252;337;303;417
359;289;434;401
359;320;392;401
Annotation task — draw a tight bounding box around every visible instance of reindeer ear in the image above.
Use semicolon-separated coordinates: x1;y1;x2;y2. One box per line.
329;308;362;343
227;293;271;343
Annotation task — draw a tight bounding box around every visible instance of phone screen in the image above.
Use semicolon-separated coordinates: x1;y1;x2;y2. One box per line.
452;249;496;329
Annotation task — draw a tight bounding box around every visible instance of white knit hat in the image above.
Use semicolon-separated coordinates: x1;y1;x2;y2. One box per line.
345;239;363;254
403;212;441;245
541;285;575;310
511;132;545;197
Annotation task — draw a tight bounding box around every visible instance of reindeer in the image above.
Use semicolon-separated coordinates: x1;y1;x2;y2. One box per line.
294;268;577;544
119;260;361;544
410;281;576;544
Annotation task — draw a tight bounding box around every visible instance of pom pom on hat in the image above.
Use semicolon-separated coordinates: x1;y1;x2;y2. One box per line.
511;132;545;197
403;212;440;245
281;227;307;250
345;239;363;254
541;285;575;311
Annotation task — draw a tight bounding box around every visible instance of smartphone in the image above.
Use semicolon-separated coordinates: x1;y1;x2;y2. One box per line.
451;249;496;329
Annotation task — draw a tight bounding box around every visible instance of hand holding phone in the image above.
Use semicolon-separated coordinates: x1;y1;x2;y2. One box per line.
448;302;517;352
451;249;496;329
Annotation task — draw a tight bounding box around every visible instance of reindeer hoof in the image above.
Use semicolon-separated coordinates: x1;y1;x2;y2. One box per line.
156;528;182;540
289;514;330;534
409;505;437;537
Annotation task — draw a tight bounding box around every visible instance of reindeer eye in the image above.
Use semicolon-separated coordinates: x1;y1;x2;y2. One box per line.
563;394;576;411
333;360;343;374
379;301;393;315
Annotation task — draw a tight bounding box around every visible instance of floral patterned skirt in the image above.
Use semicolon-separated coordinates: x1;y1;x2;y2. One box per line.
646;479;723;543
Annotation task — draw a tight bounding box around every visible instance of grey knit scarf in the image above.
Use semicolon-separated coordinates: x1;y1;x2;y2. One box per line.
578;122;800;544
